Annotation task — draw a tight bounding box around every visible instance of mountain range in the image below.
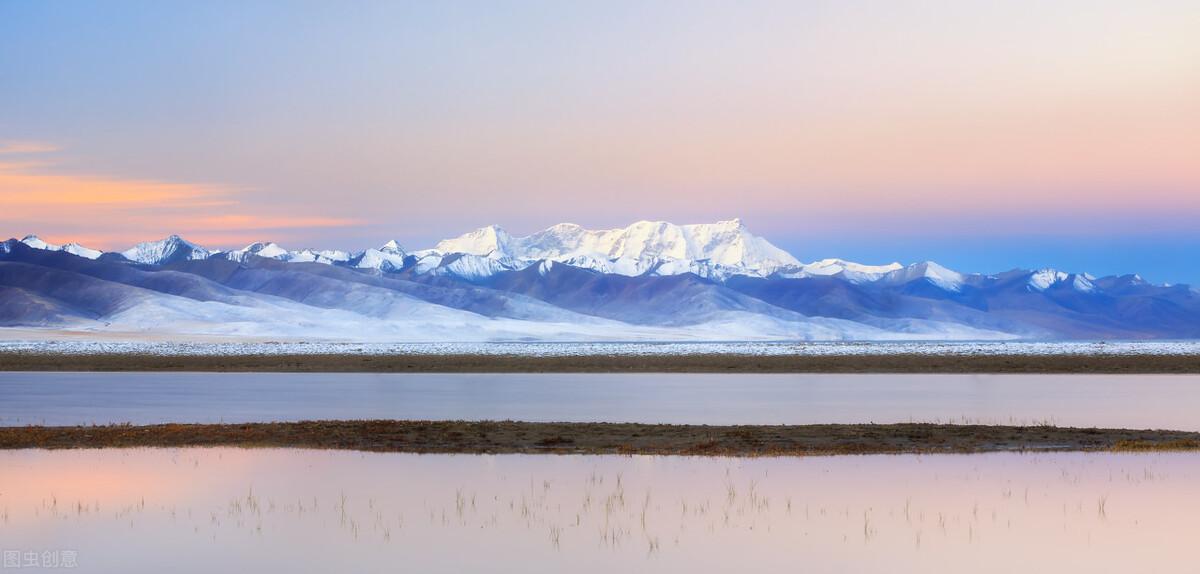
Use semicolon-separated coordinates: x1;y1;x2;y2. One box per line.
2;219;1197;341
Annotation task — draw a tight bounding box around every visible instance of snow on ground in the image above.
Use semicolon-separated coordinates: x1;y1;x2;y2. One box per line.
0;335;1197;357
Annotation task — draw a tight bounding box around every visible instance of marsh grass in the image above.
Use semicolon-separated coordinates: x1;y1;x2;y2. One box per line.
1110;439;1200;452
5;350;1200;373
3;420;1200;456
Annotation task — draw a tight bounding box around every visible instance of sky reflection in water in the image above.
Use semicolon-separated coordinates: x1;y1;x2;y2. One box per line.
1;449;1196;573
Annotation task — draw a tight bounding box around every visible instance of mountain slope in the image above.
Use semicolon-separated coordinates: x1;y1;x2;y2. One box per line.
121;235;210;265
2;219;1196;342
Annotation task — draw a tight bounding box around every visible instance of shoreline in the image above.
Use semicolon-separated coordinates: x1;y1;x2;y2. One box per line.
3;421;1198;456
2;352;1200;373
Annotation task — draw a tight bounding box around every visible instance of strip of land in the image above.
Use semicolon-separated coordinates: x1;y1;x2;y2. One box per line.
1;352;1200;373
2;420;1197;455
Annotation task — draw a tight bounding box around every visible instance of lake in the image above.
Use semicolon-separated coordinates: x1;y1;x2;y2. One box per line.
0;448;1195;573
2;372;1199;429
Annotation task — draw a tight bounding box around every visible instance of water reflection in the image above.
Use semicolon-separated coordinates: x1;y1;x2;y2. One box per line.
5;372;1200;429
0;449;1196;572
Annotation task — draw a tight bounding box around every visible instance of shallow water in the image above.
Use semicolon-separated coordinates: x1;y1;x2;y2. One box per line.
3;372;1200;429
0;449;1196;573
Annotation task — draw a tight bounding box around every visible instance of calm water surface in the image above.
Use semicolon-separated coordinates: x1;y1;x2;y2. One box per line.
2;372;1199;429
0;449;1196;573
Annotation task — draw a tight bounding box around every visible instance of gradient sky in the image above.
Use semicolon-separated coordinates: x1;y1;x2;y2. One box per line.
2;1;1198;283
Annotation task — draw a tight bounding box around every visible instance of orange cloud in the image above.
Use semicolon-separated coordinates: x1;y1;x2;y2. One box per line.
0;144;360;249
0;162;234;207
0;141;61;155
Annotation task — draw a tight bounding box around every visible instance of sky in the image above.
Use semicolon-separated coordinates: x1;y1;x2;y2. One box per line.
1;0;1198;283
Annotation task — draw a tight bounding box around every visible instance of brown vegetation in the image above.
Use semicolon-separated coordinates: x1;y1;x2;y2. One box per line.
2;352;1200;373
3;420;1198;456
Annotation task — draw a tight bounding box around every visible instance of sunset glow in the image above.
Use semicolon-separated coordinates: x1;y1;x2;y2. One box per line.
2;0;1198;280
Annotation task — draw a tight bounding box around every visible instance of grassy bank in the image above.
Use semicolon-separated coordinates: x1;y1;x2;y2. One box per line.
2;352;1200;373
3;420;1199;456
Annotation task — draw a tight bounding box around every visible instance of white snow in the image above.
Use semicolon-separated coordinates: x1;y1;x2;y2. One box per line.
257;243;289;259
226;243;357;265
776;259;904;283
1028;269;1069;291
0;256;1017;342
18;235;104;260
3;338;1197;357
879;261;966;292
434;225;514;258
13;222;1156;298
20;235;60;251
1027;269;1097;293
224;242;290;261
351;240;408;271
429;219;803;279
24;290;1015;342
411;253;445;274
1071;274;1096;293
120;235;210;265
289;249;352;265
429;253;530;280
60;243;102;259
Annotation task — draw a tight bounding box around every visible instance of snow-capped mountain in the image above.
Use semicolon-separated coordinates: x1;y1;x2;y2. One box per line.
20;234;103;259
289;248;352;265
7;221;1173;294
223;242;290;262
18;235;104;260
120;235;211;265
20;235;59;251
9;222;975;287
60;243;103;259
3;220;1194;342
350;240;407;271
433;225;514;258
774;259;904;283
424;253;529;280
222;242;355;265
1027;269;1097;293
879;261;967;292
427;219;801;279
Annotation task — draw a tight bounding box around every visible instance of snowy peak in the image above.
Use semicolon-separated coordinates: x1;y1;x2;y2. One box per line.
61;242;102;260
1027;269;1096;293
1071;274;1096;293
807;259;904;275
428;252;529;280
777;258;904;283
289;248;352;265
120;235;210;265
1028;268;1068;291
881;261;966;292
226;242;290;261
349;239;409;271
678;218;801;270
20;234;60;251
526;218;800;270
18;235;102;260
222;242;358;265
9;225;1173;297
434;225;514;258
430;219;800;278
